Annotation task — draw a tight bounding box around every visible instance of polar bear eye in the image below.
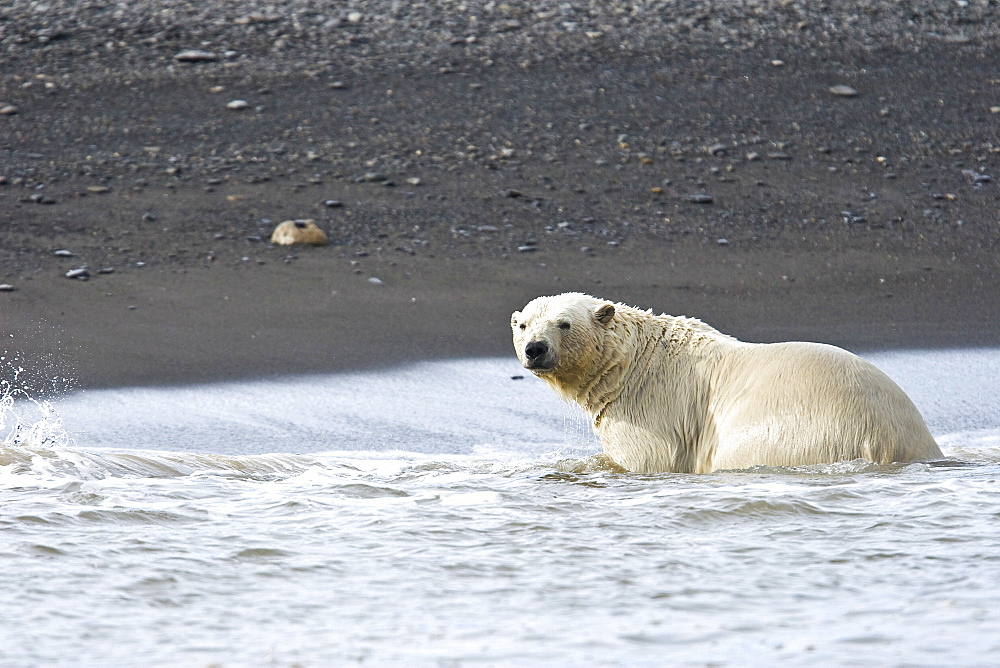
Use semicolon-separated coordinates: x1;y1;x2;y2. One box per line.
558;322;571;331
519;323;527;330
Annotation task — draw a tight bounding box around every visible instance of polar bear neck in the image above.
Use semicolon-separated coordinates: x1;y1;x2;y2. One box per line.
572;306;731;423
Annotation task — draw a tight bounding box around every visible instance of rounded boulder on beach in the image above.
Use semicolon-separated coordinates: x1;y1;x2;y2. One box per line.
269;220;328;246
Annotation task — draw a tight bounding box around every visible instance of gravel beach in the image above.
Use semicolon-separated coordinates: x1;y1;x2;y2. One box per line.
1;0;998;391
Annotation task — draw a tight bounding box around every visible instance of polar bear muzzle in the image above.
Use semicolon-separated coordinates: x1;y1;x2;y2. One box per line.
523;339;555;371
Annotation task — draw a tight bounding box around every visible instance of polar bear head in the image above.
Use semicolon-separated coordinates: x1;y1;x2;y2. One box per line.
511;293;616;385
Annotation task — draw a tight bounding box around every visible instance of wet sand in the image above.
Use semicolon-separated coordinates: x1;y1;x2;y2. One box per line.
1;1;997;391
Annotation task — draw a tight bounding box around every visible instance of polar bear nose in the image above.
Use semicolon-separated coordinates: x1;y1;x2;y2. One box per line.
525;340;549;360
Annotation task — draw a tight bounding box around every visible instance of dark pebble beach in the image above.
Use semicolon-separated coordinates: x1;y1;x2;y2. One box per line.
1;0;997;390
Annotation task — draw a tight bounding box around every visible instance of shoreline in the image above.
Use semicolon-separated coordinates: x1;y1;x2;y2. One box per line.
5;241;998;393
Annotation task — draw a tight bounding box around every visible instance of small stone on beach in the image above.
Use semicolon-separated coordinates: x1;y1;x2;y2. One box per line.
174;50;220;62
65;267;90;280
234;12;281;25
828;85;859;97
226;99;249;110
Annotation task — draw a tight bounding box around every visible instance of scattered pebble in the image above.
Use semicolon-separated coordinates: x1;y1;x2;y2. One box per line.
828;85;859;97
0;105;18;115
962;170;991;183
367;276;383;285
173;50;220;62
0;284;14;292
65;267;90;280
54;249;74;257
226;99;249;110
87;185;111;194
234;12;281;25
717;238;730;246
687;194;714;204
323;199;343;208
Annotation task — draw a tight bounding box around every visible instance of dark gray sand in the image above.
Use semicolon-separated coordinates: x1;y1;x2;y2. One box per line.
1;1;997;391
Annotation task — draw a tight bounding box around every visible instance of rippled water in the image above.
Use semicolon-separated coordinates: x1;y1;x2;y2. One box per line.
2;351;999;666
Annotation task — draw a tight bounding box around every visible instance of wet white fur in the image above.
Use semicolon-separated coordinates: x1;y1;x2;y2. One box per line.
511;292;943;473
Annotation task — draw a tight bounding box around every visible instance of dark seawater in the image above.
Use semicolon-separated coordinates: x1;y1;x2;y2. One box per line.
2;351;998;666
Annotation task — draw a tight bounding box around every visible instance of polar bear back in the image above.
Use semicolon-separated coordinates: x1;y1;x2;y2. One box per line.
706;341;941;471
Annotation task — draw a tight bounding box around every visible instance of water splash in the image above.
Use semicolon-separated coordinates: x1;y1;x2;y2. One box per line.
1;355;69;443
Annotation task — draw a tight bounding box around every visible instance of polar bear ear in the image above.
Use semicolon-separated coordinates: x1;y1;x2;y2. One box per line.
595;303;615;325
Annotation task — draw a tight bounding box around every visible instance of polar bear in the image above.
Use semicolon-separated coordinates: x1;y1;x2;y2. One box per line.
511;292;943;473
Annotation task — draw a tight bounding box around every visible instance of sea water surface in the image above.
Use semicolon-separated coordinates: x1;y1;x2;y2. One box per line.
2;350;999;666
